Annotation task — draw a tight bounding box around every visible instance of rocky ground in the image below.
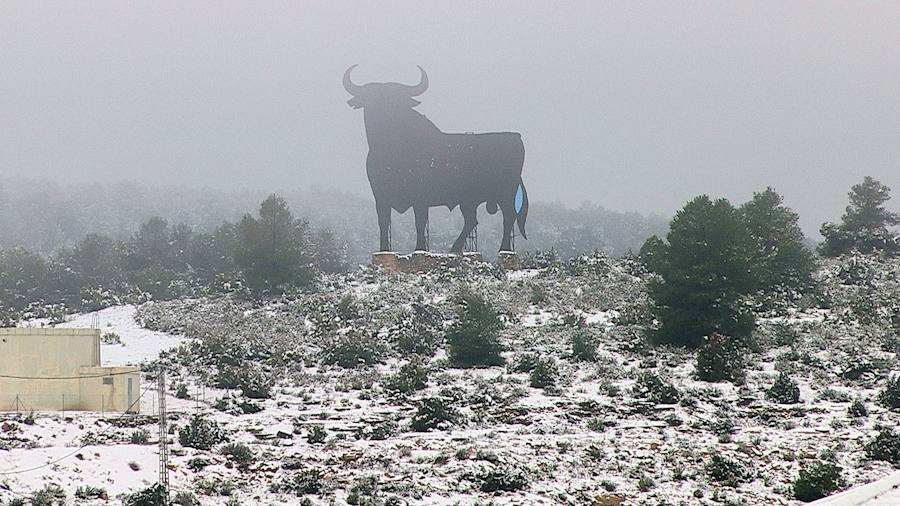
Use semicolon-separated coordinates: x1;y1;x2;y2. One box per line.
2;254;899;505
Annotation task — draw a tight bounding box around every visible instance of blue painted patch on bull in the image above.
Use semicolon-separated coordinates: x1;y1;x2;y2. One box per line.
514;184;525;214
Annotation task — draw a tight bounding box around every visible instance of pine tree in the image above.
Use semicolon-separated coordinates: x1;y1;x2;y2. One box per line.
446;289;504;367
236;194;313;294
739;188;815;304
643;196;755;347
821;176;900;256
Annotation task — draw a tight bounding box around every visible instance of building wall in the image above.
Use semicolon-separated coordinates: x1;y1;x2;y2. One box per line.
78;366;142;413
0;328;140;413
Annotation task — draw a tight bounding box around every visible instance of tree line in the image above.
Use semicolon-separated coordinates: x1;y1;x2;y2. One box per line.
0;178;667;263
641;176;900;348
0;195;345;325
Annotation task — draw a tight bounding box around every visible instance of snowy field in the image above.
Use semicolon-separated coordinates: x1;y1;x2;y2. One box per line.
2;255;899;505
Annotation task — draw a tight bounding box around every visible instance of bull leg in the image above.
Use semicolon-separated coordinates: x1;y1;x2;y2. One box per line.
450;203;478;254
499;202;516;252
414;206;428;251
376;201;392;251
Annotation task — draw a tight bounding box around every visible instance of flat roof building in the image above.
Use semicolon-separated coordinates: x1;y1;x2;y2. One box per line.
0;328;140;413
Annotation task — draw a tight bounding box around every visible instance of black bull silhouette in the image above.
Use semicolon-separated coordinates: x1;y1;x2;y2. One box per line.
343;65;528;254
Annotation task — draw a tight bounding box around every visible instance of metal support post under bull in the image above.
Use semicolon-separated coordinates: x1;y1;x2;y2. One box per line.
465;226;478;252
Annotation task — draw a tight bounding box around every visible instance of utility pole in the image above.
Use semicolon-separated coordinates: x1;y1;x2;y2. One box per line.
157;367;169;502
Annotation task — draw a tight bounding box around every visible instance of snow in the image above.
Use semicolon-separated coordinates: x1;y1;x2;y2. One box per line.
3;255;900;504
22;305;188;366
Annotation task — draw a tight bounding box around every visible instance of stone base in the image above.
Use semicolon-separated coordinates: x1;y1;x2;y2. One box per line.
404;251;443;273
497;251;521;271
372;251;521;273
371;252;400;273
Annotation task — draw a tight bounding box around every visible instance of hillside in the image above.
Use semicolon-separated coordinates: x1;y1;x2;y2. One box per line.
2;253;899;505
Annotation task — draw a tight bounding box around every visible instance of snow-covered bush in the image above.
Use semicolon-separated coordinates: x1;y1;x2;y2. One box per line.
171;491;201;506
388;305;441;357
100;331;122;344
306;425;327;444
270;469;324;496
705;454;752;487
122;484;166;506
346;476;386;505
446;289;504;368
473;466;528;493
864;427;900;466
694;333;742;383
632;371;680;405
766;372;801;404
570;330;599;362
130;429;150;445
220;442;254;471
178;415;225;450
74;485;107;500
322;330;384;368
214;365;272;399
411;397;460;432
848;398;868;418
27;484;67;506
509;352;540;373
384;359;429;394
877;375;900;410
793;460;844;502
213;394;260;415
529;356;558;389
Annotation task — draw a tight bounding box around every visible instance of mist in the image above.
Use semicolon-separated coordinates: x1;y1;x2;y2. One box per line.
2;1;898;236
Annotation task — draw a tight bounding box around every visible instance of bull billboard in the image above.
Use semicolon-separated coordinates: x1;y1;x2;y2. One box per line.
343;66;528;254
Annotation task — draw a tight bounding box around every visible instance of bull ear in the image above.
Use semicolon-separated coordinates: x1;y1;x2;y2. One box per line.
347;96;366;109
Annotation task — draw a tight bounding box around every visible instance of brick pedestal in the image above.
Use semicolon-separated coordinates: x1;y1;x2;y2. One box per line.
371;252;400;273
497;251;521;271
405;251;443;273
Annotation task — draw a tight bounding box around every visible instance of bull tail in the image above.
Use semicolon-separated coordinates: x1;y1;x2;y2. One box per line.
514;179;528;240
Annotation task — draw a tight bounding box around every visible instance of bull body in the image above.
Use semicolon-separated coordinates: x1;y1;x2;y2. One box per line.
345;66;528;253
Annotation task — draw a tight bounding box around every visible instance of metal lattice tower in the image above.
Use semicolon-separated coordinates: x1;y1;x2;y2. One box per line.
465;225;478;252
157;367;170;501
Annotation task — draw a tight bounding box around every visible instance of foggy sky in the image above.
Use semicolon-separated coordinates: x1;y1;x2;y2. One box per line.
2;1;898;236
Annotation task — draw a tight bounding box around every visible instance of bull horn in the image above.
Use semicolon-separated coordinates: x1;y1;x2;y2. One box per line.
403;66;428;96
342;64;363;95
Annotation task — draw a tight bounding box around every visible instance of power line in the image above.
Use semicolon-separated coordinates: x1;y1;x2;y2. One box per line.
0;369;141;381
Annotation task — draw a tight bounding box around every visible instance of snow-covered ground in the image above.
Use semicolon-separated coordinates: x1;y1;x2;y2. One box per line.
20;305;187;367
2;255;899;505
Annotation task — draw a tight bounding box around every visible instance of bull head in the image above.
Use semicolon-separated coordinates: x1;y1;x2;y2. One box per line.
343;65;428;109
